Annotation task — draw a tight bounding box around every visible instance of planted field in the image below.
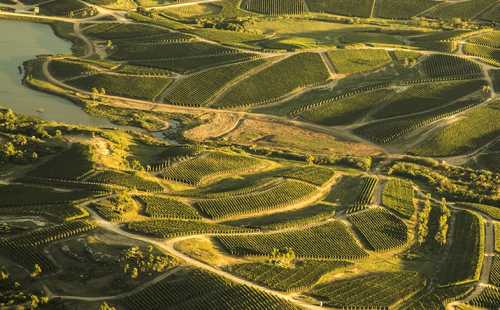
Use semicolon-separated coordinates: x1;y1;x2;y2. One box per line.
27;144;94;181
372;80;486;119
466;31;500;49
83;23;180;40
411;99;500;156
458;203;500;220
241;0;307;15
135;195;201;220
0;185;92;207
309;272;426;308
437;210;483;285
127;219;255;238
305;0;373;17
39;0;95;18
7;220;96;247
468;286;500;309
400;285;473;309
162;3;222;18
48;59;94;80
87;170;163;192
480;3;500;22
325;175;377;208
419;55;482;78
490;256;500;287
224;203;335;230
0;204;89;222
110;42;237;62
148;144;204;172
496;223;500;252
119;268;300;310
426;0;498;20
160;151;264;186
195;179;317;220
349;208;408;251
130;53;256;74
216;221;368;260
275;165;335;186
0;240;57;273
215;53;330;108
327;49;392;74
298;88;392;126
382;178;415;218
375;0;437;19
164;58;267;107
463;43;500;66
355;96;487;144
228;261;350;292
66;73;172;101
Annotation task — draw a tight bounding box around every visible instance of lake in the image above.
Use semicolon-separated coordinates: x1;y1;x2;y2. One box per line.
0;19;112;126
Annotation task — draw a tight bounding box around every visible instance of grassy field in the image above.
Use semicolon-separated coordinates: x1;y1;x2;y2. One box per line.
327;49;392;74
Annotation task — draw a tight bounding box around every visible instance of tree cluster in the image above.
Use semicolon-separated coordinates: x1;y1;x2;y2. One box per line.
121;246;173;279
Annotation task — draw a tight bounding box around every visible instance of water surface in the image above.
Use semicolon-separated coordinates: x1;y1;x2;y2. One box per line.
0;19;112;126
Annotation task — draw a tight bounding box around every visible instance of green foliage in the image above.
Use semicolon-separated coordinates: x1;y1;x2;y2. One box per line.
225;203;335;230
412;99;500;156
195;179;317;220
39;0;97;18
375;0;437;19
325;175;377;208
274;165;335;186
310;272;426;308
241;0;307;15
490;256;500;287
127;219;255;238
27;144;94;181
216;221;368;259
216;53;330;108
399;284;473;309
0;184;92;207
427;0;497;20
88;170;163;192
419;55;482;78
160;151;264;186
135;195;201;220
228;260;350;292
119;268;301;310
348;208;408;251
468;285;500;309
67;73;172;101
437;210;483;285
164;58;266;106
382;178;415;218
306;0;373;17
463;43;500;66
120;245;174;279
327;49;392;74
458;203;500;220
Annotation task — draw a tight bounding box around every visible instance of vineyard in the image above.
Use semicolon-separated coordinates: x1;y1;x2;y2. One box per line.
225;203;335;230
135;195;201;220
241;0;307;15
382;178;415;218
325;175;378;208
375;0;437;19
87;170;163;192
215;53;330;108
419;55;482;78
462;43;500;66
127;219;256;238
399;285;473;309
27;144;94;181
160;151;264;185
468;285;500;309
426;0;498;19
274;165;335;186
305;0;373;17
309;272;426;308
195;179;318;220
348;208;408;251
490;256;500;287
0;185;93;207
147;144;204;172
118;268;300;310
164;58;267;106
216;221;368;259
437;210;483;285
227;260;350;292
326;49;392;74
